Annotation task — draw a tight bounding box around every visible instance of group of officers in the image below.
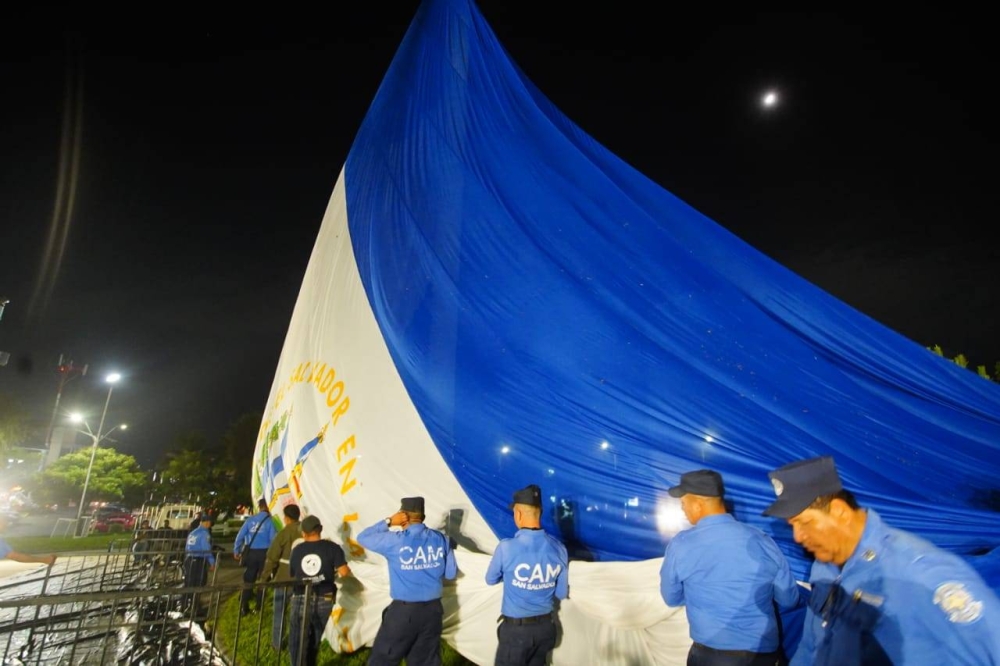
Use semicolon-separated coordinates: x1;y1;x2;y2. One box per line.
181;453;1000;666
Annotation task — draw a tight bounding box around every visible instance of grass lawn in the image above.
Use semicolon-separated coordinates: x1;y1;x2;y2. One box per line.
5;533;125;553
212;590;476;665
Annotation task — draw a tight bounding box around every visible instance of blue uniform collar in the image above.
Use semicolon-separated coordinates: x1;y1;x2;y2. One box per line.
694;513;735;528
842;508;881;572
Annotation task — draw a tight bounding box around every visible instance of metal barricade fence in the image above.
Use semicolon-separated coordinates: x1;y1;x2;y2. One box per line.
0;542;306;666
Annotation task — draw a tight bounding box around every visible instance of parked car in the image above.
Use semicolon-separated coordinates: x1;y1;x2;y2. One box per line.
211;512;250;538
90;507;136;533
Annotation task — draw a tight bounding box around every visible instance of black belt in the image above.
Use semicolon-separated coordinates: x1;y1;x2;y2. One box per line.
394;599;438;605
692;642;779;659
501;613;552;625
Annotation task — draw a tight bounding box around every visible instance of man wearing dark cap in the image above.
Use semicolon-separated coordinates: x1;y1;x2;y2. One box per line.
661;469;801;666
485;484;568;666
183;513;216;615
288;514;351;666
358;496;458;666
764;456;1000;665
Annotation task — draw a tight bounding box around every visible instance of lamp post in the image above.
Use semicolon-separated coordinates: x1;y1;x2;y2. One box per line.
73;372;124;536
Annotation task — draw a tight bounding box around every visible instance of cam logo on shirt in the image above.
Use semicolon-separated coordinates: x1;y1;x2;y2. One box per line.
513;563;561;591
399;545;444;570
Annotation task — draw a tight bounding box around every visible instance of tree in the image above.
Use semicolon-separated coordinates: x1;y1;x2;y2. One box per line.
927;344;998;382
0;392;29;453
216;412;262;510
157;431;215;504
32;447;147;505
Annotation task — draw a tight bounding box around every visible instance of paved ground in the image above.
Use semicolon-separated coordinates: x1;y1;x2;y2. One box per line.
2;508;78;538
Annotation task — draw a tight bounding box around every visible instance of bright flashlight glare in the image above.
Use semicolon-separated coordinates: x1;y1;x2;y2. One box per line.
656;498;691;537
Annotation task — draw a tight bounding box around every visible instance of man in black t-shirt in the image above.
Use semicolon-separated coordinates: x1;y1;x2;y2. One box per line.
288;514;351;666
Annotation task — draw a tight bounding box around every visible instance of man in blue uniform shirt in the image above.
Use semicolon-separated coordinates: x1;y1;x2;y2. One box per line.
358;496;458;666
184;513;216;614
486;483;569;666
764;455;1000;665
661;469;801;666
234;498;278;616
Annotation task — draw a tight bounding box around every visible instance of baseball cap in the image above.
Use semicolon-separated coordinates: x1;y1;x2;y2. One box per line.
301;515;322;533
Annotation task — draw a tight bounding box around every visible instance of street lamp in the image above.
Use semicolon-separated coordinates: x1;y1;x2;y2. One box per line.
72;372;125;536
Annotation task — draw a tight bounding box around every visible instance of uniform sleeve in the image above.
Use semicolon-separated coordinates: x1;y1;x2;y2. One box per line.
555;543;569;600
0;537;12;559
443;533;458;580
485;542;504;586
659;541;684;607
262;530;284;581
234;520;251;555
911;562;1000;664
206;532;215;566
332;542;348;570
356;520;392;556
763;536;802;610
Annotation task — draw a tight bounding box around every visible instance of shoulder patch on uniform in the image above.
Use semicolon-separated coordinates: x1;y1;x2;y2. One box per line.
933;582;983;624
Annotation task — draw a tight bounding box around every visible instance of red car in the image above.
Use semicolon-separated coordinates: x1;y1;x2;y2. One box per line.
90;510;136;533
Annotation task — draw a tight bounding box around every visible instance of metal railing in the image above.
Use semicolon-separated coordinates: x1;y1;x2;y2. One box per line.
0;541;307;665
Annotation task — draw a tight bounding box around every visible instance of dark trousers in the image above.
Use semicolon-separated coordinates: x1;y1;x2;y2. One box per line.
688;642;783;666
289;593;333;666
240;548;267;612
182;557;209;613
495;615;557;666
368;599;443;666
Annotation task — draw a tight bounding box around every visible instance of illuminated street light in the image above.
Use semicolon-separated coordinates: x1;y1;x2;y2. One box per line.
73;372;125;536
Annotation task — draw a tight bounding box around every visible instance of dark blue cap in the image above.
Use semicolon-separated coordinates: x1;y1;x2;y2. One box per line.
400;496;425;514
510;484;542;508
764;456;843;518
199;513;214;523
668;470;724;498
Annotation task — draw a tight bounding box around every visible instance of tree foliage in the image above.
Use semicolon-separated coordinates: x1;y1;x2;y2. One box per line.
0;392;29;453
152;414;262;513
928;344;999;382
33;446;147;505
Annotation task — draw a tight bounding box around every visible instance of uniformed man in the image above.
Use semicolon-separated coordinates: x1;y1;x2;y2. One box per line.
485;484;568;666
233;498;278;616
183;513;215;614
660;469;800;666
288;514;351;666
357;496;458;666
764;455;1000;665
261;503;303;651
0;512;56;566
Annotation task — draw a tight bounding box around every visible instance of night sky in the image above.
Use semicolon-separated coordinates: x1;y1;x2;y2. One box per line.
1;5;996;468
